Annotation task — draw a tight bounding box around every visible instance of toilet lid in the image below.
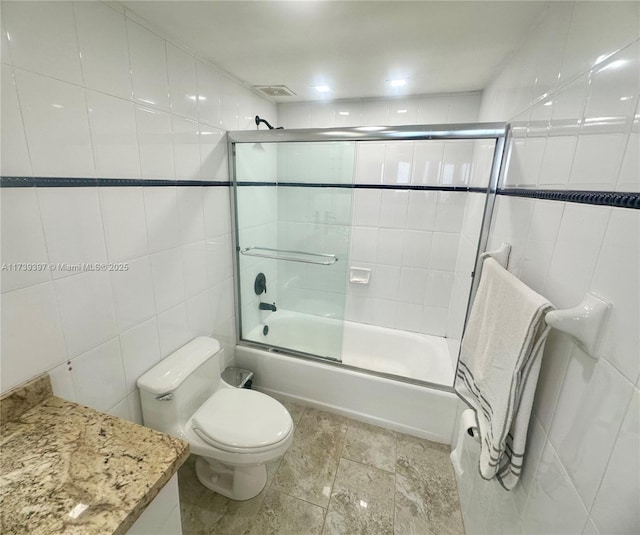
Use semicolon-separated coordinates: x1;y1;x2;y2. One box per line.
191;389;293;451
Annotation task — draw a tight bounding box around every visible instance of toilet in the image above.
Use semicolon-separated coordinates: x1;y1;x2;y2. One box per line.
137;337;294;500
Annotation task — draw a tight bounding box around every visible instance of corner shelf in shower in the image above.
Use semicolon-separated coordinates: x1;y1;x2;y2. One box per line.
239;246;338;265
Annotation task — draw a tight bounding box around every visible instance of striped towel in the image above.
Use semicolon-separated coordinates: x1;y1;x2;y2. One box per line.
455;258;554;490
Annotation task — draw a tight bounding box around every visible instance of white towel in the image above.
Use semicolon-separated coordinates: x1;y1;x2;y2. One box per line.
455;258;554;490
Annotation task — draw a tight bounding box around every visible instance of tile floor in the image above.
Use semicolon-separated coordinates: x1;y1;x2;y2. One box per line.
178;400;465;535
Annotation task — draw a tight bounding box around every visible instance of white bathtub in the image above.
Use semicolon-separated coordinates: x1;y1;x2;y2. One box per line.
245;310;454;386
238;310;458;443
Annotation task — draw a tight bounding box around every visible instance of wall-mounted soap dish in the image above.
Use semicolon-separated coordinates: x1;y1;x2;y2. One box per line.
349;267;371;285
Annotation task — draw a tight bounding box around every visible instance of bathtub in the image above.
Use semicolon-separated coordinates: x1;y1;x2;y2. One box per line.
245;310;454;385
236;310;458;443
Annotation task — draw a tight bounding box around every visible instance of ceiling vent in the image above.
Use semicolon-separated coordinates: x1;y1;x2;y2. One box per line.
253;85;296;97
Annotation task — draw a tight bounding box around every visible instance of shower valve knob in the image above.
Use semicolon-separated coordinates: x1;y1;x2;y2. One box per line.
254;273;267;295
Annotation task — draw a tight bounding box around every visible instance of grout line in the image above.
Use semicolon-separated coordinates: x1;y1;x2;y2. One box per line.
586;386;635;517
267;488;328;517
6;65;35;176
392;431;399;534
339;454;397;475
70;2;98;180
318;410;351;532
613;96;640;191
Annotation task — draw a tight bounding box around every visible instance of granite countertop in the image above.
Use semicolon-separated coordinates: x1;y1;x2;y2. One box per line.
0;375;189;535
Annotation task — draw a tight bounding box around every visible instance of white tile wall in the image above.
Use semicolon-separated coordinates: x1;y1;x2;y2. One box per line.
457;4;640;533
1;185;236;420
99;187;149;263
560;1;640;85
273;91;485;339
354;142;385;184
522;440;589;534
54;270;118;357
157;302;191;357
543;203;610;309
278;91;481;129
0;0;275;180
589;389;639;534
182;242;208;298
110;256;156;331
383;142;413;184
461;191;640;533
186;291;213;335
0;188;51;292
16;69;96;177
143;186;180;253
166;43;198;121
127;18;171;112
74;2;133;100
412;142;444;185
195;60;221;127
379;190;409;229
176;187;205;244
48;362;77;403
0;2;272;424
72;337;127;412
3;1;83;85
119;318;162;393
1;65;32;176
549;347;634;506
171;116;201;180
135;106;174;179
444;191;487;367
150;248;186;313
343;138;481;336
198;126;228;181
38;188;109;279
220;75;239;131
2;9;636;532
0;282;68;391
87;90;140;179
591;210;640;382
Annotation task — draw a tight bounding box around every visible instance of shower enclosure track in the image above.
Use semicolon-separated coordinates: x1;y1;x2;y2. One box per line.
228;121;509;388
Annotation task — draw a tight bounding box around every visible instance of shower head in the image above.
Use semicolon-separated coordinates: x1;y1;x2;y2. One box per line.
255;115;283;130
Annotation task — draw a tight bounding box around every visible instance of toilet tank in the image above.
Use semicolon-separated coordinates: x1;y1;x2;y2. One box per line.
137;337;223;436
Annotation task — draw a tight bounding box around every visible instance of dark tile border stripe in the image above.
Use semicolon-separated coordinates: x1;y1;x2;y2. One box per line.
0;176;483;193
0;176;231;187
239;181;479;192
353;183;477;192
2;176;637;209
497;188;640;210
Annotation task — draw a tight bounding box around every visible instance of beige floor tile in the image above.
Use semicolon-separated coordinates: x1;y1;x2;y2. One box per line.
178;455;280;535
277;398;306;425
323;458;395;535
342;419;397;473
394;434;464;535
249;489;326;535
176;404;466;535
272;408;348;507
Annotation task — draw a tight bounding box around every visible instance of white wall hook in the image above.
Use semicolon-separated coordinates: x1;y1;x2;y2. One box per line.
480;242;511;269
545;293;612;359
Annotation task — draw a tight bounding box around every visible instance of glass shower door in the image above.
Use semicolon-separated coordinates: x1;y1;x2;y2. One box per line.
233;140;355;361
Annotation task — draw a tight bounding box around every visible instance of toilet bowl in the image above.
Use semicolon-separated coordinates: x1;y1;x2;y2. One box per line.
137;337;293;500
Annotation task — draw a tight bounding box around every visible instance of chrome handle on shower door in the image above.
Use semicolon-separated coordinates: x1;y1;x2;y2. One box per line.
239;246;338;265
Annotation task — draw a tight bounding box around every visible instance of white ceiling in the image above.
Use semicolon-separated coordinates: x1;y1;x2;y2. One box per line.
122;1;549;102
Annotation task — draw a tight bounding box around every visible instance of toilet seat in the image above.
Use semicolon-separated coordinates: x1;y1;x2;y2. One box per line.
191;389;293;454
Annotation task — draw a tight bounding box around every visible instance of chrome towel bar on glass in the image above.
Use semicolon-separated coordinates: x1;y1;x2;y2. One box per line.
239;246;338;265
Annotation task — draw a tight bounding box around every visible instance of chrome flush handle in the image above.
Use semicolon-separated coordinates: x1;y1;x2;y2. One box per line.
155;393;174;401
